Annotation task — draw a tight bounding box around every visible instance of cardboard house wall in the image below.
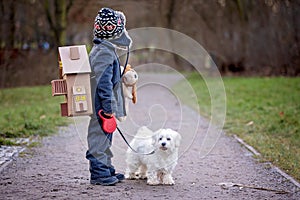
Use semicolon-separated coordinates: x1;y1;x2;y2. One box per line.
51;45;92;117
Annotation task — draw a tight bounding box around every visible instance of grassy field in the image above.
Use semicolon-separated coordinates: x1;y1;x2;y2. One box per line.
175;74;300;181
0;86;68;145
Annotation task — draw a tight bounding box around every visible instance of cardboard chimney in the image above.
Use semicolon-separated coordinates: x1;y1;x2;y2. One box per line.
51;45;92;117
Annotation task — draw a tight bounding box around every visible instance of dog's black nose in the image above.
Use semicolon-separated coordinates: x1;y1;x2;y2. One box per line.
161;142;166;147
134;74;137;79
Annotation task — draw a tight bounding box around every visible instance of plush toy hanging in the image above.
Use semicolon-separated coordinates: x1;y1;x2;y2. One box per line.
119;64;138;121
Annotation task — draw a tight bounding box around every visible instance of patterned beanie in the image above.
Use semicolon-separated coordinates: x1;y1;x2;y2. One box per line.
94;7;126;39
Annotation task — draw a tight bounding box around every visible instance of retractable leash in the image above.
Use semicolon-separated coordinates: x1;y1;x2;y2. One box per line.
116;127;155;155
99;111;154;155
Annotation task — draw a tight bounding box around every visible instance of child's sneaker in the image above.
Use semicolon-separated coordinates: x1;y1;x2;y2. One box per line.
115;173;125;181
90;176;119;186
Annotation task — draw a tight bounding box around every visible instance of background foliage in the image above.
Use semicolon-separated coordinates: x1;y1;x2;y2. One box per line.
1;0;300;88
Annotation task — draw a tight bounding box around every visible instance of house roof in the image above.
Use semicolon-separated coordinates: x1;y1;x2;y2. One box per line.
59;45;91;74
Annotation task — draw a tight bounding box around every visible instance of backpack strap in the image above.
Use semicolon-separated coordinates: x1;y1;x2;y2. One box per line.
121;47;130;77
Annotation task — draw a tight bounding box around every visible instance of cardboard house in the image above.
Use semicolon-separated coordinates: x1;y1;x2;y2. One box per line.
51;45;93;117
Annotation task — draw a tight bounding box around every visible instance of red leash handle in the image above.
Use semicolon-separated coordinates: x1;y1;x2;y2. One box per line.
98;110;117;134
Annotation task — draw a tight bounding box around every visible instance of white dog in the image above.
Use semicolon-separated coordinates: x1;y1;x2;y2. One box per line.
125;126;181;185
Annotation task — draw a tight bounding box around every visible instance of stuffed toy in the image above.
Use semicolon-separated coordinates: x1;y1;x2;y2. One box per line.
118;64;138;121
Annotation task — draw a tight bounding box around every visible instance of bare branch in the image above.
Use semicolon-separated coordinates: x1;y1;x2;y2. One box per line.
44;0;55;31
66;0;73;13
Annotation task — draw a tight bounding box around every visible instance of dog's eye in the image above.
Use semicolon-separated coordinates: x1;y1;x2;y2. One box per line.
159;137;163;141
167;138;171;141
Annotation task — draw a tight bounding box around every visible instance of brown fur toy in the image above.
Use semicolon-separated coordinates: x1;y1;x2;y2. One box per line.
118;64;138;121
122;64;138;104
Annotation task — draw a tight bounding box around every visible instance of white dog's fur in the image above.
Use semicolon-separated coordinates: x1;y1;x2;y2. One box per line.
125;126;181;185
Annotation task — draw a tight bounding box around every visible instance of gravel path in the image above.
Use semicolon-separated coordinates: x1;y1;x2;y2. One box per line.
1;73;299;200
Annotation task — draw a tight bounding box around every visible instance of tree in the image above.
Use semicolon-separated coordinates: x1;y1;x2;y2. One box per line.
43;0;73;47
1;0;16;49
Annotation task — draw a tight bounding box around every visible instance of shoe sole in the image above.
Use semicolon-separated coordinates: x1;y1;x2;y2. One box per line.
90;179;119;186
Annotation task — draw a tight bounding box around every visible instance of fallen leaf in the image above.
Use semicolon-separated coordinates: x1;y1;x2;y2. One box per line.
246;121;254;126
279;111;284;117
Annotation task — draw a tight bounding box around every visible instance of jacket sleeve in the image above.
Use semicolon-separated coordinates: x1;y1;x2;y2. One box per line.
90;49;115;114
97;64;114;114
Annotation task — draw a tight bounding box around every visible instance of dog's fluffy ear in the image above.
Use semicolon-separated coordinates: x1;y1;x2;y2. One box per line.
175;132;181;148
169;129;181;148
152;133;157;146
152;129;161;146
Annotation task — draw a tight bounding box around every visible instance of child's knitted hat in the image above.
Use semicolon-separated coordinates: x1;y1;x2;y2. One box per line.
94;7;126;39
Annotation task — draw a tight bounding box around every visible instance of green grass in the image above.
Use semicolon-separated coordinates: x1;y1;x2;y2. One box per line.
176;73;300;181
0;86;68;145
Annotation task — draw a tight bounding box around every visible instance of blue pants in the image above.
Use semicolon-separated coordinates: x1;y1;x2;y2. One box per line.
86;116;115;179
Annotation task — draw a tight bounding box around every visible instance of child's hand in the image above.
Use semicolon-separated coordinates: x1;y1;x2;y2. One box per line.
98;110;117;134
102;111;113;118
100;110;114;119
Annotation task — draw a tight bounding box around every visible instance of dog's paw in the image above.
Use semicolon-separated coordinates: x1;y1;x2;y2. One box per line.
162;180;175;185
162;176;175;185
147;179;160;186
125;172;139;180
136;173;147;180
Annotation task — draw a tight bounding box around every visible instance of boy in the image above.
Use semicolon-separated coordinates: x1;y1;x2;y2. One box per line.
86;7;132;186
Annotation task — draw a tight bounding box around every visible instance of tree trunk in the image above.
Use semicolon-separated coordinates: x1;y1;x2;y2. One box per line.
5;0;16;49
44;0;70;47
54;0;67;46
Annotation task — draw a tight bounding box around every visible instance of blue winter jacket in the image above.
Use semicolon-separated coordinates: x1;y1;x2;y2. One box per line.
89;38;126;119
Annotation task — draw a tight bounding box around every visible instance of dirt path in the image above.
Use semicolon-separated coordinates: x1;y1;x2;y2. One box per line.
1;73;299;200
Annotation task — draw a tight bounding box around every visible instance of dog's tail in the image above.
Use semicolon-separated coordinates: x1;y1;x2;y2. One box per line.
135;126;155;138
